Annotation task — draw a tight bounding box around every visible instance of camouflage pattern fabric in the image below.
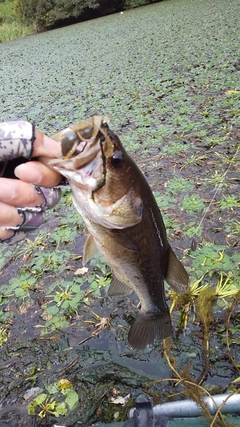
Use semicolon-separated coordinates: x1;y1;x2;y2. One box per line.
0;121;62;244
0;121;35;162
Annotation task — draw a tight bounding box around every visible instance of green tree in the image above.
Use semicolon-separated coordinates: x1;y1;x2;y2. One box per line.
15;0;38;25
14;0;159;31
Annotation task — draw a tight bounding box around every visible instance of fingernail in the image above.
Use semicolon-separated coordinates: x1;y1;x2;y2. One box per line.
0;183;16;200
15;164;42;183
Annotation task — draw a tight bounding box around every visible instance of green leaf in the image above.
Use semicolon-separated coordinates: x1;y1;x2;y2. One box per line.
47;305;59;315
65;390;79;410
30;393;47;407
181;194;205;213
45;382;59;394
55;401;68;416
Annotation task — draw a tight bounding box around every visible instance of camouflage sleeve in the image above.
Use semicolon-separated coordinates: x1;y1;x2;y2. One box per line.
0;121;35;161
0;121;35;179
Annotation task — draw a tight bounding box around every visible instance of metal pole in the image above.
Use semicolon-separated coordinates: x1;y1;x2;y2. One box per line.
129;393;240;418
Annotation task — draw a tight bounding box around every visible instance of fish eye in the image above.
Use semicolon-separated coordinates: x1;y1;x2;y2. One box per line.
111;151;124;168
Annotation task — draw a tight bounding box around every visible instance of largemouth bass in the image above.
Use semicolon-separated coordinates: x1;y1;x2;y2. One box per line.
49;116;189;349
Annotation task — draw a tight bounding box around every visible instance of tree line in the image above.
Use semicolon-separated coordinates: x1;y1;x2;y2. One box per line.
14;0;160;31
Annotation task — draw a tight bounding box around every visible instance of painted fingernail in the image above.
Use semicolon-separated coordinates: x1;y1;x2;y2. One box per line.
15;164;42;183
0;183;15;200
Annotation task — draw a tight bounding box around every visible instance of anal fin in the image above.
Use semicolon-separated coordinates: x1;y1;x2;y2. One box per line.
108;274;132;296
166;248;189;294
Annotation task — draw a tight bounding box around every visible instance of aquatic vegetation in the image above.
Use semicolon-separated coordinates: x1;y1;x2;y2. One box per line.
181;194;205;214
166;177;194;194
190;243;239;279
0;327;8;346
220;195;240;211
27;379;78;418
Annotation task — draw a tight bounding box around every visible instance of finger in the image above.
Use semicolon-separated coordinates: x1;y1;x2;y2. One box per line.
0;202;23;227
0;229;14;240
14;161;62;187
0;179;44;207
32;130;61;158
0;206;47;243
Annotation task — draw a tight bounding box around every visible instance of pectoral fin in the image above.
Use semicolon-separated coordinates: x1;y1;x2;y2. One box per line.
166;248;189;294
83;234;98;265
108;274;132;296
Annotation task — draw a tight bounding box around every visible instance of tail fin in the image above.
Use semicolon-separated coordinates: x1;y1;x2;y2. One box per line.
128;311;172;350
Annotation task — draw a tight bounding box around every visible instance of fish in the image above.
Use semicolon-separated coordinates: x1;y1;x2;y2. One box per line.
48;116;189;349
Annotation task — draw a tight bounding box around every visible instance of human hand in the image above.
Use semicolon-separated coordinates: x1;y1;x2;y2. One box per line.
0;122;63;244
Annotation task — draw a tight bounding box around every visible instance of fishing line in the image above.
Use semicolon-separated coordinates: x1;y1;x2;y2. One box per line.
191;142;240;251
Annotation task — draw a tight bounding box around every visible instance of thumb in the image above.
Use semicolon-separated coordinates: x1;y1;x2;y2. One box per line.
32;129;61;158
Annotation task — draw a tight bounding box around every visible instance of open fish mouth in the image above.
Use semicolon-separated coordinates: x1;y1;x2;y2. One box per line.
48;115;111;169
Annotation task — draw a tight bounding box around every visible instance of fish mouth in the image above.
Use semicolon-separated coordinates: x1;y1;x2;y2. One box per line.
48;115;111;169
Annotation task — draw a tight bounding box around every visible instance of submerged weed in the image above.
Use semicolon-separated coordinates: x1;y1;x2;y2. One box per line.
190;243;239;278
225;219;240;236
186;154;207;166
204;136;228;148
219;195;240;210
204;171;228;187
162;141;190;155
27;381;78;419
184;221;203;238
181;194;205;213
0;327;8;346
166;177;194;194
